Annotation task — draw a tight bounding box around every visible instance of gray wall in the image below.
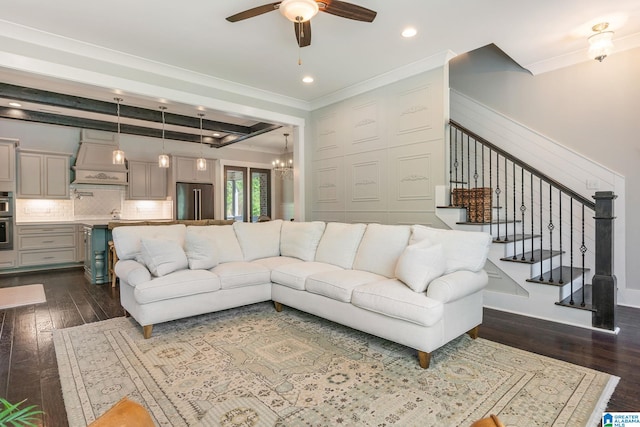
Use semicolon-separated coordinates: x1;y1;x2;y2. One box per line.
450;45;640;293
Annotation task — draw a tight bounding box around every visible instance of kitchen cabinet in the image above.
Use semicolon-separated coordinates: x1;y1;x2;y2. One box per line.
0;139;17;184
83;225;109;284
128;161;167;200
174;156;214;183
17;224;78;267
17;151;70;199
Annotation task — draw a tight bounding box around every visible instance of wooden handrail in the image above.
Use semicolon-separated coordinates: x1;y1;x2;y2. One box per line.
449;120;596;211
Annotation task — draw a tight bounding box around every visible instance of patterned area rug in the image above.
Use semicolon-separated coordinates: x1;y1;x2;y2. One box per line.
53;302;618;427
0;284;46;309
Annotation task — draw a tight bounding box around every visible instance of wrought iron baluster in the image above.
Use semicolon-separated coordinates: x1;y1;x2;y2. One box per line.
495;152;501;241
520;167;526;260
504;157;509;242
539;178;544;281
448;126;453;206
512;161;517;259
530;173;535;262
570;198;574;305
548;183;554;283
559;191;563;284
581;204;586;307
489;149;493;237
481;144;486;224
454;129;459;192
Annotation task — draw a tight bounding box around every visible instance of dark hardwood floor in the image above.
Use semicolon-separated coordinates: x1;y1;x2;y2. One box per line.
1;268;638;426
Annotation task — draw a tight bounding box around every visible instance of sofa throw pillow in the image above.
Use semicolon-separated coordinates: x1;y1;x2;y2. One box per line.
139;238;188;277
280;221;326;261
184;232;218;270
410;225;491;274
395;240;446;293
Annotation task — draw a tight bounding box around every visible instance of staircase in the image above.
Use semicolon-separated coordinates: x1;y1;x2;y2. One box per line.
436;121;617;332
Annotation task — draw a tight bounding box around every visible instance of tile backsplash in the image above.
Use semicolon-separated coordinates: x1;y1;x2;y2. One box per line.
16;186;173;222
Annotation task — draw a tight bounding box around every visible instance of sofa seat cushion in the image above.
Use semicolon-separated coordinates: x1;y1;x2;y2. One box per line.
134;269;221;304
211;261;271;289
306;270;387;303
351;279;444;327
252;256;303;271
271;262;343;291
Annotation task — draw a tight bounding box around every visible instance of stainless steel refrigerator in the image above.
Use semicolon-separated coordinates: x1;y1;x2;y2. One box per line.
176;183;214;220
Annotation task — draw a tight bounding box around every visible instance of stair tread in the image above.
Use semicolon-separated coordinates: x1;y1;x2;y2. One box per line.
500;249;562;264
555;284;595;312
493;234;540;243
525;266;590;286
457;219;522;225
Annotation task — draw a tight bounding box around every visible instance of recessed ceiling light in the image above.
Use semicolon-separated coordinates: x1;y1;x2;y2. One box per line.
302;76;314;83
212;133;221;137
402;27;417;38
8;102;22;107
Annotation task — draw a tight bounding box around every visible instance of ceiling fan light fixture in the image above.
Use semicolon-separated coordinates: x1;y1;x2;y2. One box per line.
280;0;319;22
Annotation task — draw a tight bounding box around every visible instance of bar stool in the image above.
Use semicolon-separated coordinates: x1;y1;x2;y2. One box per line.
107;240;118;288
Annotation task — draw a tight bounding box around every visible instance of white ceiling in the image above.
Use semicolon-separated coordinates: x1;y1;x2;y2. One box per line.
1;0;639;148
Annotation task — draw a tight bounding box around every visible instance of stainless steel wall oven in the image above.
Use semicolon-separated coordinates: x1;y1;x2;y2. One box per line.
0;191;14;250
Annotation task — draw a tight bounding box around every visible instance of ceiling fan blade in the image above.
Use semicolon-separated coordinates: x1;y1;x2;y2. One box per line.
226;2;281;22
321;0;377;22
294;21;312;47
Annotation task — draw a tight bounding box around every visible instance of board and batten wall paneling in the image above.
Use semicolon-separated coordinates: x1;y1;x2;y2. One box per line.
309;67;447;225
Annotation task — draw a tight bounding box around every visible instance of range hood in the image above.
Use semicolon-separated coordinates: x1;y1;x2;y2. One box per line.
72;129;128;185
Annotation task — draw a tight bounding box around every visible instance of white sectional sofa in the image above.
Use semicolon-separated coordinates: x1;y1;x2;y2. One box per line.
112;220;491;368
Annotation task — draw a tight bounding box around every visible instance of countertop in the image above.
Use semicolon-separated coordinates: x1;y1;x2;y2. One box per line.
16;219;168;228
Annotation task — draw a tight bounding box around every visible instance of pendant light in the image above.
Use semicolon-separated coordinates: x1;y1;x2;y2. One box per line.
196;113;207;171
112;97;125;165
158;106;170;168
273;133;293;179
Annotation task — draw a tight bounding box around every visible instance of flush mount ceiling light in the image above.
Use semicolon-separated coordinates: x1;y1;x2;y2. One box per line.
196;113;207;172
112;97;125;165
588;22;614;62
280;0;319;22
158;106;170;168
273;133;294;179
302;76;314;83
402;27;417;38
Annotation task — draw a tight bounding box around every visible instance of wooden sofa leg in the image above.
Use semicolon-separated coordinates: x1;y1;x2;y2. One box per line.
143;325;153;339
467;325;480;340
273;301;283;312
418;351;431;369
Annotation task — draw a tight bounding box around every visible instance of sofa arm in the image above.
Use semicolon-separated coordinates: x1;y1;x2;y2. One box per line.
426;270;488;304
115;259;152;286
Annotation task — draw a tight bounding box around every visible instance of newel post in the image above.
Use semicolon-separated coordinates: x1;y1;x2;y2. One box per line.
592;191;617;330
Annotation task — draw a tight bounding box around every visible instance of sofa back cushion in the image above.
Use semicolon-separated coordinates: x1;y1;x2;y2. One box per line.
112;224;186;261
233;220;283;261
187;225;244;264
353;223;411;278
280;221;326;261
410;225;492;274
184;228;218;270
314;222;367;269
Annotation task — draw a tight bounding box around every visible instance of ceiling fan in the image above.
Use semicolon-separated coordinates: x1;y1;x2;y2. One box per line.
226;0;377;48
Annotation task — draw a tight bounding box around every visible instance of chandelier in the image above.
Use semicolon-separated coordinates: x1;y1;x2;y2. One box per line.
273;133;293;179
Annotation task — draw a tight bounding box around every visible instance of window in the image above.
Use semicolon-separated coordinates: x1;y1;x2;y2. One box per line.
224;166;271;222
